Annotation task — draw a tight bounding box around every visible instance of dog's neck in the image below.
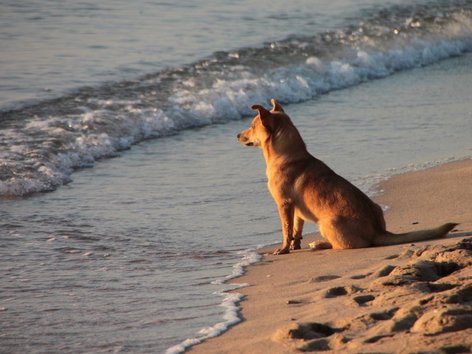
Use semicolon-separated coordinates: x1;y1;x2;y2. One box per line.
262;127;311;167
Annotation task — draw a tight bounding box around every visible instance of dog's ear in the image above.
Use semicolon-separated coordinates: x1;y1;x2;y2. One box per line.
251;104;270;117
270;99;285;113
251;104;276;131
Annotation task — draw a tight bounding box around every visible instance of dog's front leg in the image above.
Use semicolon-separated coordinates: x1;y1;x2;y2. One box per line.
291;215;304;250
274;202;294;255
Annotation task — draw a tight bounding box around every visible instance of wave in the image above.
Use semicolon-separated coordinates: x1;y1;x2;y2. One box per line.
1;1;472;197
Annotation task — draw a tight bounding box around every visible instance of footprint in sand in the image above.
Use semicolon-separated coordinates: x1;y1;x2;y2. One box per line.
272;321;347;351
307;274;341;284
385;254;399;260
350;273;372;280
352;294;376;306
312;275;341;282
411;305;472;335
323;286;348;298
272;322;335;341
368;308;398;321
378;260;461;287
350;264;398;280
374;264;396;277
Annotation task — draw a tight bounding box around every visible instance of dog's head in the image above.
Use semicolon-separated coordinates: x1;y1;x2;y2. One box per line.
237;99;286;148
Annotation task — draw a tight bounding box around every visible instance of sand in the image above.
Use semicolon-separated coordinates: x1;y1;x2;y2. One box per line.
190;159;472;354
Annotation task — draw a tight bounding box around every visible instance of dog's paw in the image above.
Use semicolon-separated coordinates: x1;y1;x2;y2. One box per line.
274;247;290;255
309;240;333;250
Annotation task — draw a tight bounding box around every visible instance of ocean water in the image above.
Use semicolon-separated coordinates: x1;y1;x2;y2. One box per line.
1;0;472;353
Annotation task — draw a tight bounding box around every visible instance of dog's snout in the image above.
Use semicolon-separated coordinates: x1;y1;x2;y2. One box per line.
237;133;241;140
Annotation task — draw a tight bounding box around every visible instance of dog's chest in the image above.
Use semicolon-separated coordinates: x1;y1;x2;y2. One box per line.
266;166;299;199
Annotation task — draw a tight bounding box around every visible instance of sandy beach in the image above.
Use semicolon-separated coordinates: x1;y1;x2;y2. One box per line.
191;159;472;353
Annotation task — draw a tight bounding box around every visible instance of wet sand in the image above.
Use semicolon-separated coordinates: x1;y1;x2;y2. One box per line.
190;159;472;353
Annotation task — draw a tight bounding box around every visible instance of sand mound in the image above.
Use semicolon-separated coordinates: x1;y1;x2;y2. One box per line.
271;239;472;353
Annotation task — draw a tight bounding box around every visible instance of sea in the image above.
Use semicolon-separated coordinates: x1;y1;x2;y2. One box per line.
1;0;472;353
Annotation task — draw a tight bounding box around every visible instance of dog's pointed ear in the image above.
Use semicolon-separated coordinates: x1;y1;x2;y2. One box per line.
251;104;275;131
251;104;270;118
270;99;284;113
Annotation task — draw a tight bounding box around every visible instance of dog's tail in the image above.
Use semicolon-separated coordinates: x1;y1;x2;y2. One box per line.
373;223;458;246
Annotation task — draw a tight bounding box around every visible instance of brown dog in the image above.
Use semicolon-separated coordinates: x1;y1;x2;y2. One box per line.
237;99;457;255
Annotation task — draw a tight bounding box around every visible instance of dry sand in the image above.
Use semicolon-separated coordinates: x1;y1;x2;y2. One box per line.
190;159;472;354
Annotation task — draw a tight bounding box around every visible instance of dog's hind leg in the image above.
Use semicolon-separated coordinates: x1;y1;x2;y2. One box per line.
310;223;334;250
291;214;304;250
321;217;372;249
309;240;333;250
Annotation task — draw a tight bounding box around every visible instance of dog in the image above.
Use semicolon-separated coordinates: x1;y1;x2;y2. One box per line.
237;99;457;255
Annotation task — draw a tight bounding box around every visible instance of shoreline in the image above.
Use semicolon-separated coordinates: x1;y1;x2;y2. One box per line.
189;158;472;353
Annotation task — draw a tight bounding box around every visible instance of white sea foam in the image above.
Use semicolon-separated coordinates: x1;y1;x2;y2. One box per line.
164;246;267;354
164;291;244;354
171;37;472;128
211;248;263;286
0;107;177;196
